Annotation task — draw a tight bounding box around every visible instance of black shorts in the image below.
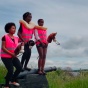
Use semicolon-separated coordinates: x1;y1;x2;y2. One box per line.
36;43;48;48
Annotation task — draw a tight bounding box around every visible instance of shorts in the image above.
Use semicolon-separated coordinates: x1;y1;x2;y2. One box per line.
36;43;48;48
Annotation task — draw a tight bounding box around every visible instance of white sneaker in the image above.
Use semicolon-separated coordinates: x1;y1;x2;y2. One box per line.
9;82;20;86
4;87;9;88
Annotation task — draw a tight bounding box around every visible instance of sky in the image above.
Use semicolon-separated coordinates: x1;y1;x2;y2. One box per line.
0;0;88;70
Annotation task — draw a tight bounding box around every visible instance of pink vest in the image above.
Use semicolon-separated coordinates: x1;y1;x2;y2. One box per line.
35;28;47;45
20;24;34;43
1;34;18;58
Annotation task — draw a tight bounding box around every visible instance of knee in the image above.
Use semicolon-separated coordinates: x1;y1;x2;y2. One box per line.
8;69;13;76
39;54;43;59
43;54;46;59
16;65;22;72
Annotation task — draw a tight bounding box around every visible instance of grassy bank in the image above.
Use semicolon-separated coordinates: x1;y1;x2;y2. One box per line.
1;64;88;88
0;64;6;84
46;69;88;88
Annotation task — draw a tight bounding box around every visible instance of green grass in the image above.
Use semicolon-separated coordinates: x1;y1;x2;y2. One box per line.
0;64;6;84
46;69;88;88
1;65;88;88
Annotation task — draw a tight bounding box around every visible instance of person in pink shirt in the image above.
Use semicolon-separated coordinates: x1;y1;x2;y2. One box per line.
34;19;48;75
17;12;35;71
1;23;22;88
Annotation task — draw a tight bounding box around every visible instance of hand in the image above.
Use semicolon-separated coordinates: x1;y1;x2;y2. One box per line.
11;53;16;58
39;40;44;46
45;42;48;46
24;41;27;45
37;40;45;47
41;42;46;47
21;42;24;46
22;39;26;45
44;43;48;47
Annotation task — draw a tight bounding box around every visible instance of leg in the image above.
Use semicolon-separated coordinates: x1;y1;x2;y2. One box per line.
36;45;43;74
12;57;22;82
24;48;31;69
41;46;48;74
1;58;13;87
21;45;27;68
21;53;26;68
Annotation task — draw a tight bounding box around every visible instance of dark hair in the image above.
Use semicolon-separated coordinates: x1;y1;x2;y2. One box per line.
37;19;44;23
23;12;31;20
4;22;16;33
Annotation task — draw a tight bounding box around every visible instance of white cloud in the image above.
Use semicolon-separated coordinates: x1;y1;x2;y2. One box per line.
26;58;88;69
46;36;88;58
0;0;88;69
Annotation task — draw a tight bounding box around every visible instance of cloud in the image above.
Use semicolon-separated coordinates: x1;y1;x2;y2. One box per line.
0;0;88;37
46;36;88;58
27;58;88;69
62;36;88;49
0;0;88;69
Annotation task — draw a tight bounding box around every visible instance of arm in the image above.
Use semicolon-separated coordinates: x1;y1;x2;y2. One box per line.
34;29;46;46
34;29;40;40
17;31;24;42
34;29;42;43
17;25;25;43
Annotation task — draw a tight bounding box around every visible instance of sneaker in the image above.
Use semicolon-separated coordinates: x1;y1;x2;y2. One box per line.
37;69;43;75
24;67;31;71
9;82;20;86
42;71;47;75
21;68;25;72
4;87;9;88
3;84;9;88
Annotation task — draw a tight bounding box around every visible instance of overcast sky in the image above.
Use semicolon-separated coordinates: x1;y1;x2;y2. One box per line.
0;0;88;69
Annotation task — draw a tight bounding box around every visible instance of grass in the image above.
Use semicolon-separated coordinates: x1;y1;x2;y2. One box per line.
0;64;6;84
1;65;88;88
46;69;88;88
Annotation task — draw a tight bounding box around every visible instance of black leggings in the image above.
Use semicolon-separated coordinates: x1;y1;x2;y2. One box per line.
21;44;31;68
1;57;22;86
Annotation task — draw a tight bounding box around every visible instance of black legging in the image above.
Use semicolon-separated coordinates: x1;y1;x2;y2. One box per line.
21;44;31;68
1;57;22;86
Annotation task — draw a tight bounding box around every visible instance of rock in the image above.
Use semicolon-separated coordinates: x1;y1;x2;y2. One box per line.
18;74;49;88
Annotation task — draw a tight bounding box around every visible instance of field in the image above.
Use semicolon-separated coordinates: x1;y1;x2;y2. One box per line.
47;69;88;88
0;64;88;88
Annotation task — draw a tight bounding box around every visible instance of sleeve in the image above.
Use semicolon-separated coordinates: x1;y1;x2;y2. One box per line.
34;29;40;40
2;36;5;41
18;24;22;33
